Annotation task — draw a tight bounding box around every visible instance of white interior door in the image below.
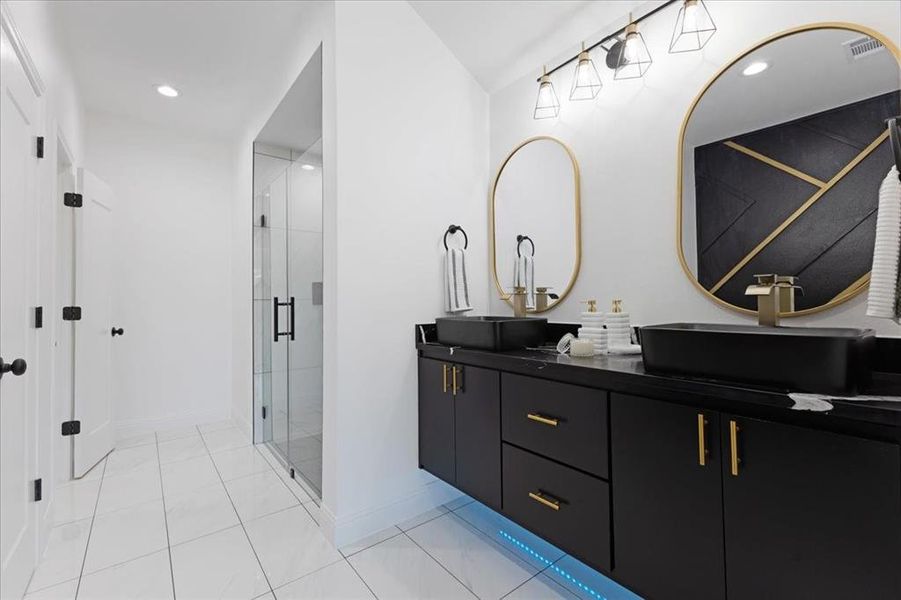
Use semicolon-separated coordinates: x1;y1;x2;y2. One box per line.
0;24;40;600
73;170;115;477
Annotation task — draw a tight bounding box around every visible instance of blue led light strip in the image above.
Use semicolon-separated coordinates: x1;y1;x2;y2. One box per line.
498;530;609;600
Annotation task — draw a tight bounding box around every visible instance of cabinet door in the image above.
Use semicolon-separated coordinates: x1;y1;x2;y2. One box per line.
418;358;455;485
454;364;501;509
611;394;725;600
722;415;901;600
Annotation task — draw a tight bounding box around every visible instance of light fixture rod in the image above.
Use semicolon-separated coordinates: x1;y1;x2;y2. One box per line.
537;0;678;81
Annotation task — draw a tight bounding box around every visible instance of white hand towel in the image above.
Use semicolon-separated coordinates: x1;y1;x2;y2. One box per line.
445;248;473;313
867;166;900;321
513;255;536;309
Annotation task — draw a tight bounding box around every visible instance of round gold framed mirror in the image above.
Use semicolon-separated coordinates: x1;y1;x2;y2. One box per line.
677;23;900;317
491;136;582;312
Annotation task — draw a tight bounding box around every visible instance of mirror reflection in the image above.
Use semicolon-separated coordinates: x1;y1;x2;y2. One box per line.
492;137;581;312
680;27;900;314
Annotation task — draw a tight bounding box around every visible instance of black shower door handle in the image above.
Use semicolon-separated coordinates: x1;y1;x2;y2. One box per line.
288;296;296;341
273;296;296;342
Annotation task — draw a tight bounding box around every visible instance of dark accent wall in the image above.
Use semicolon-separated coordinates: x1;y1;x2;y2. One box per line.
693;91;899;311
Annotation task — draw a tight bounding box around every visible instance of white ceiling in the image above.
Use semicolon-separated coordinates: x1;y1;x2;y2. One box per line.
409;0;648;92
51;1;317;141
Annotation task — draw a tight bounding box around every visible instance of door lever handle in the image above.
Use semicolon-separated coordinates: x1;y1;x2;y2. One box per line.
111;327;124;337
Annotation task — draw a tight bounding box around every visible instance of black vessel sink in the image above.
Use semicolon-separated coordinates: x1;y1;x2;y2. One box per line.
640;323;876;395
436;316;548;351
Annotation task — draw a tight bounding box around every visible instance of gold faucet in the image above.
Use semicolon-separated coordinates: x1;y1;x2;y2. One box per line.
500;286;529;318
744;274;803;327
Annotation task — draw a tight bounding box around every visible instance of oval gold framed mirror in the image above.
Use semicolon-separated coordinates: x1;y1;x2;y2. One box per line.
677;23;900;317
491;136;582;312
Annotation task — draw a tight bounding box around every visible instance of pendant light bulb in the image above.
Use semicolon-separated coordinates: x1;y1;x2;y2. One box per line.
614;17;653;79
669;0;717;53
533;66;560;120
570;44;602;101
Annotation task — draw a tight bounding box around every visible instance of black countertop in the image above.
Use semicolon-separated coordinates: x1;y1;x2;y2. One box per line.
416;339;901;441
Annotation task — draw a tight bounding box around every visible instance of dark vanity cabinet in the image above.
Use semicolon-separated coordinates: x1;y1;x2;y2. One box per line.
611;394;726;600
720;415;901;600
417;358;501;509
417;349;901;600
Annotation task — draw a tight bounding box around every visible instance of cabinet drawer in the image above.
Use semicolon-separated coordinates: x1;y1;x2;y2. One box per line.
502;374;608;478
502;443;611;572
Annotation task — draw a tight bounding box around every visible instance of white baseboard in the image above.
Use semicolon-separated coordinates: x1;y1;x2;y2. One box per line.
114;408;230;439
320;478;462;548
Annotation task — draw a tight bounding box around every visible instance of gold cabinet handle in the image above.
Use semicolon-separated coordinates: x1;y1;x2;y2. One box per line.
527;413;559;427
442;364;448;393
452;365;458;396
697;413;708;466
528;491;561;511
729;420;741;476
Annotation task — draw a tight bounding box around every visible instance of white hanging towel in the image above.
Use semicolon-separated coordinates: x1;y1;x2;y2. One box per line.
866;166;900;321
445;247;473;313
513;254;536;309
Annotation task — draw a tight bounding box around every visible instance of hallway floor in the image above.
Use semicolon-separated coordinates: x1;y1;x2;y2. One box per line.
25;421;640;600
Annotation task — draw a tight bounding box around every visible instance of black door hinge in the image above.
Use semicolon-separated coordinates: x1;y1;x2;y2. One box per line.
34;306;43;329
63;192;83;208
61;420;81;436
34;479;42;502
36;136;44;158
290;468;295;479
262;405;267;419
62;306;82;321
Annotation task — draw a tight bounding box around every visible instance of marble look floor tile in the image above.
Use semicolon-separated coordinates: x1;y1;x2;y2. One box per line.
301;501;321;525
454;501;565;569
225;470;299;522
406;513;537;600
396;506;449;532
95;464;162;515
443;494;475;512
160;454;220;496
77;458;107;482
273;560;374;599
211;445;273;481
340;526;402;558
202;428;251;453
115;432;157;450
503;574;578;599
26;519;92;592
544;555;642;600
83;499;168;574
165;482;238;545
77;549;173;600
155;426;200;443
198;419;236;434
348;534;476;599
52;478;101;525
171;525;269;600
23;578;77;599
245;506;341;588
269;466;314;504
157;435;208;465
104;445;158;477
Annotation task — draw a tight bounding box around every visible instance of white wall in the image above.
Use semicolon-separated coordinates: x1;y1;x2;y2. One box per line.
86;111;234;435
488;0;901;336
324;0;490;544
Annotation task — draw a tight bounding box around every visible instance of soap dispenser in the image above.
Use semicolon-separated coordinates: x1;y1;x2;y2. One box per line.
606;299;641;354
577;300;608;355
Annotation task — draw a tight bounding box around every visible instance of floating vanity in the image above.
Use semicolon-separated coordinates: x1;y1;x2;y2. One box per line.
415;325;901;600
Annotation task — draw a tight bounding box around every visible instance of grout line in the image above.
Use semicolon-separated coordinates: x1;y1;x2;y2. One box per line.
155;430;179;599
401;530;479;599
73;457;108;598
344;557;381;600
198;429;276;598
338;527;404;559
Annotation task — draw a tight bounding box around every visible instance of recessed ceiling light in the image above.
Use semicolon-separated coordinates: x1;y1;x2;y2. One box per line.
300;164;315;171
741;61;769;76
156;84;179;97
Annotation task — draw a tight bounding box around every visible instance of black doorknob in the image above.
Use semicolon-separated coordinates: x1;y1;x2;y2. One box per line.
0;357;27;379
111;327;124;337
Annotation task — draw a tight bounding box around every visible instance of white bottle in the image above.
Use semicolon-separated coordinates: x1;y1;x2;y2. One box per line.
606;299;641;354
578;299;607;355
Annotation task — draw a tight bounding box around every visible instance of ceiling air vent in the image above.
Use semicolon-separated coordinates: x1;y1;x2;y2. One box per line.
844;35;885;60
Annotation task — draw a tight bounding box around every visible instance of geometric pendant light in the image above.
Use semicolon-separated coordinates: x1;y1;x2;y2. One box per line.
570;43;603;100
612;16;653;79
534;66;561;119
669;0;717;53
